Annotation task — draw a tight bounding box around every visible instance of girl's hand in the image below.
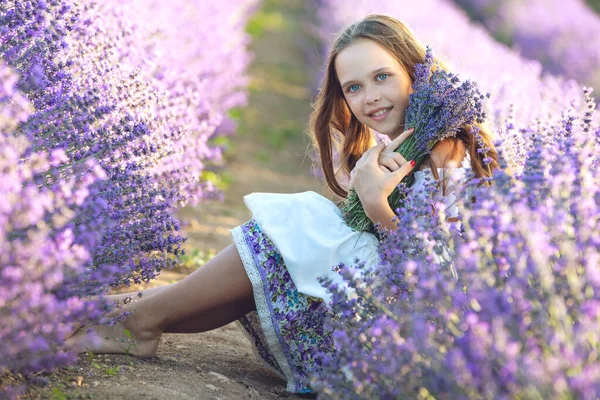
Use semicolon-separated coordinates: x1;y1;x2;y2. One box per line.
377;128;413;172
349;128;415;208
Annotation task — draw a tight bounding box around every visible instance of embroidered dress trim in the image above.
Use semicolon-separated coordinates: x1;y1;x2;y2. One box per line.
239;224;300;389
230;225;297;392
234;319;286;381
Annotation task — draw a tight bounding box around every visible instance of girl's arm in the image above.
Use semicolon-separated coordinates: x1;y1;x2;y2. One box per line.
363;198;398;231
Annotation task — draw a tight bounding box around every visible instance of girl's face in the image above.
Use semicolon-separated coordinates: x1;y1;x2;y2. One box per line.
335;38;413;140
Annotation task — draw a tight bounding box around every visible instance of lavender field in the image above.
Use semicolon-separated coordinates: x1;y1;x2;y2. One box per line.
1;0;599;398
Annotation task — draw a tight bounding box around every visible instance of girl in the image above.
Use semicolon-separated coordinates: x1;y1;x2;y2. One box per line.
65;14;499;394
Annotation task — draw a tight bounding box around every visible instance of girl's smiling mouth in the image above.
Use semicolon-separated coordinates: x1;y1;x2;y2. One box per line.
367;106;392;121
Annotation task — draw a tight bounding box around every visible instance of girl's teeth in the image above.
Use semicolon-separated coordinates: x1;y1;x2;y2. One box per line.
372;108;390;116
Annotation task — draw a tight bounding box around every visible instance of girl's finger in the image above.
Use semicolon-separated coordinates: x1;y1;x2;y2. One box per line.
355;154;367;167
390;159;416;183
357;144;375;166
385;127;414;152
365;143;386;163
392;152;408;165
379;157;401;172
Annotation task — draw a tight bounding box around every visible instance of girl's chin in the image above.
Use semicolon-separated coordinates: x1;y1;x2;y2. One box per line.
362;116;404;137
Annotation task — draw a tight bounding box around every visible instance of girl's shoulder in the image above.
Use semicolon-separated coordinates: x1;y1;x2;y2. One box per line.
425;137;468;170
415;152;471;180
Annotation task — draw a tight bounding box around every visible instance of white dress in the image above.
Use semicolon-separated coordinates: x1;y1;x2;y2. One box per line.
239;165;469;305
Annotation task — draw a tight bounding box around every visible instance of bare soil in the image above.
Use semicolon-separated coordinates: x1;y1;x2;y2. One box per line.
20;1;328;399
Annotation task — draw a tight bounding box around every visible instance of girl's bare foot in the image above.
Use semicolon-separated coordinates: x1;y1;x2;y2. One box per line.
63;322;85;341
62;296;114;341
63;289;160;341
64;310;161;357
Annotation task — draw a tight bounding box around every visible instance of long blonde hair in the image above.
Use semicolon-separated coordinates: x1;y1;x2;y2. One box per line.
308;14;499;198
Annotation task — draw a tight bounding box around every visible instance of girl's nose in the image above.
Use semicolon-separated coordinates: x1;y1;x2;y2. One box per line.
364;89;381;103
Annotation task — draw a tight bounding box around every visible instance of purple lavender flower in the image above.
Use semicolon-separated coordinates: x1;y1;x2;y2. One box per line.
0;63;109;378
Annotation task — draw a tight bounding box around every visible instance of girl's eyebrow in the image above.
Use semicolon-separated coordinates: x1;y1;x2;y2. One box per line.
340;67;392;88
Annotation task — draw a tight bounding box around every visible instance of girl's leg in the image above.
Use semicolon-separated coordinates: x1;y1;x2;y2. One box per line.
65;244;255;356
99;285;253;333
105;285;170;306
164;297;255;333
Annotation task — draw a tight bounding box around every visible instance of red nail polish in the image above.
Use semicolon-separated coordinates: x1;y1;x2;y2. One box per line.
410;160;416;167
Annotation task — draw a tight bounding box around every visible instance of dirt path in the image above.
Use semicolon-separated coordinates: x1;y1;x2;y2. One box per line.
30;1;326;399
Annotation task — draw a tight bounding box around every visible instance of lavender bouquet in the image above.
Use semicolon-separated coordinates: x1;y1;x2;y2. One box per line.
342;47;488;232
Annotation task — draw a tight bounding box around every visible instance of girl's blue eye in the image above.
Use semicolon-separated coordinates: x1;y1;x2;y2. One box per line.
348;84;360;93
376;73;388;81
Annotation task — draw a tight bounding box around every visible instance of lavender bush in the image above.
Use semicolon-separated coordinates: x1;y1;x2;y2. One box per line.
0;0;257;378
311;0;600;398
313;92;600;398
114;0;258;203
453;0;600;93
0;63;108;378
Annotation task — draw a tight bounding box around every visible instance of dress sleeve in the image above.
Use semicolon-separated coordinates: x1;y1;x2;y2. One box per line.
413;167;469;220
440;168;465;220
437;168;469;281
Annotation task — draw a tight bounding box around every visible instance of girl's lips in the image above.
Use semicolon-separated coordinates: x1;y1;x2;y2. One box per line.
368;107;392;121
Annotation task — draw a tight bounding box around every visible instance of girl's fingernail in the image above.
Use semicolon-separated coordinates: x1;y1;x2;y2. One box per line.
410;160;416;167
